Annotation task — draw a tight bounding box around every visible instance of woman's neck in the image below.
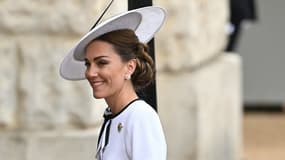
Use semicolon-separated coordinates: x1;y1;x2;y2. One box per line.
105;85;138;115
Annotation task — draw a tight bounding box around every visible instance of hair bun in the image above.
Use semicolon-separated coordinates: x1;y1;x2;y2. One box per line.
131;42;155;90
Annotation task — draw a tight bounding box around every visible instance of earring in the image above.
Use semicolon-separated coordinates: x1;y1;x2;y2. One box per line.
125;74;131;80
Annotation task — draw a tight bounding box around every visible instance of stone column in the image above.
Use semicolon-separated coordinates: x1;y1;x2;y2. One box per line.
155;0;242;160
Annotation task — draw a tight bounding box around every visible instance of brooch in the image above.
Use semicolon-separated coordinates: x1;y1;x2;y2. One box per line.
117;123;123;132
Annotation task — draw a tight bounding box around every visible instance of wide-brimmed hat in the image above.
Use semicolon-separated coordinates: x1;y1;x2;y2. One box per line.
59;6;166;80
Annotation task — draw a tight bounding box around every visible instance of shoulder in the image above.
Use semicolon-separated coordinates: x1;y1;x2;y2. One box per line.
124;100;167;159
127;100;159;122
124;99;164;133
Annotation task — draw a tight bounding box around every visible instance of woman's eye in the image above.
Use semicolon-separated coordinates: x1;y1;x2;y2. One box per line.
97;60;109;65
84;61;91;67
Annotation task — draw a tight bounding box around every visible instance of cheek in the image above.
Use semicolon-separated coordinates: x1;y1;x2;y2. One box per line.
109;67;126;83
100;62;127;84
110;70;124;83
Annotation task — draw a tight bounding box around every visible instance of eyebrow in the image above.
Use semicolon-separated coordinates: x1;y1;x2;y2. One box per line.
84;55;109;62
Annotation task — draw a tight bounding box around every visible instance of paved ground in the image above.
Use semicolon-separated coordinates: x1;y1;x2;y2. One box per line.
243;112;285;160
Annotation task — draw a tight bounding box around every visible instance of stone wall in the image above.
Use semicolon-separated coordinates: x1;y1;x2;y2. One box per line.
0;0;128;131
0;0;242;160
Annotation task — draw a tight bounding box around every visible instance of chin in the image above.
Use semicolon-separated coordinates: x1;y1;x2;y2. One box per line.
92;92;107;99
93;95;105;99
93;94;103;99
93;96;103;99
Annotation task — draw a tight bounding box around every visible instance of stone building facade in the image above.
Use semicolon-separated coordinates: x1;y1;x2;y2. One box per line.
0;0;242;160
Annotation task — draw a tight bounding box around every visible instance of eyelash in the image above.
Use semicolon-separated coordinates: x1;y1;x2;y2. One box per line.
85;61;90;67
84;60;109;67
97;60;109;65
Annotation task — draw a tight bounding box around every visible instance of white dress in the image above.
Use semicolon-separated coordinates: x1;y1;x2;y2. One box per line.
96;99;167;160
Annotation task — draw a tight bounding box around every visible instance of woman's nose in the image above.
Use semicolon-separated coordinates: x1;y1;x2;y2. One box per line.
85;65;98;78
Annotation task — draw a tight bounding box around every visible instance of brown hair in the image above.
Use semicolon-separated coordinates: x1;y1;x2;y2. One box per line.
92;29;155;91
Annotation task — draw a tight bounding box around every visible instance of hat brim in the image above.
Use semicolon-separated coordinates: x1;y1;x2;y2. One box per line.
60;6;166;80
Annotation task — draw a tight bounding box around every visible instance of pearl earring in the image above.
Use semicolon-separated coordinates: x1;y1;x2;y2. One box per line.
125;74;131;80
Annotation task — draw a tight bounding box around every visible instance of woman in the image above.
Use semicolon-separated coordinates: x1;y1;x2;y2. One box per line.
60;6;167;160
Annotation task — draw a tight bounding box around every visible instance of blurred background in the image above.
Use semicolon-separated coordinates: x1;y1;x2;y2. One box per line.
232;0;285;160
0;0;284;160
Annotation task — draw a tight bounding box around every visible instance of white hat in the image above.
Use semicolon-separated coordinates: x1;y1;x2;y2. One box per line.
59;6;166;80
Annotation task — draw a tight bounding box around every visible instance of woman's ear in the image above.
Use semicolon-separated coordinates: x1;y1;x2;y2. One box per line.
126;59;137;75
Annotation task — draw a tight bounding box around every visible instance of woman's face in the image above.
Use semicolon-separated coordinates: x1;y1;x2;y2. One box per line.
84;40;130;99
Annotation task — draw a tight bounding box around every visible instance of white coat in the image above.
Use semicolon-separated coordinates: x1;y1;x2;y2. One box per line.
96;99;167;160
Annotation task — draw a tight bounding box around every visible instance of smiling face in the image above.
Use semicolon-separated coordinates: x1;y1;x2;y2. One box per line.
84;40;131;99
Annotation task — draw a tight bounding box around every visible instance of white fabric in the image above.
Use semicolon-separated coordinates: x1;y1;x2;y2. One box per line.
96;100;167;160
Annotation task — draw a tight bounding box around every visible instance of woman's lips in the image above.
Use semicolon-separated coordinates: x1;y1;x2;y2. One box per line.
91;81;104;88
